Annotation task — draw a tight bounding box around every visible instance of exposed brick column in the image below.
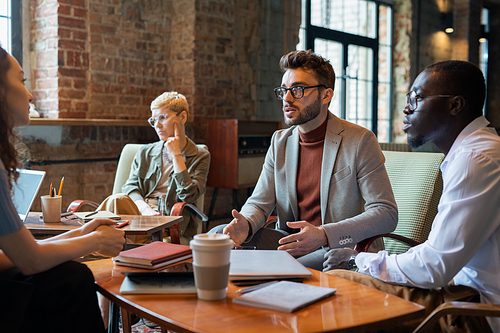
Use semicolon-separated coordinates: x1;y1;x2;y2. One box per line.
393;0;413;143
58;0;88;118
32;0;61;118
453;0;471;61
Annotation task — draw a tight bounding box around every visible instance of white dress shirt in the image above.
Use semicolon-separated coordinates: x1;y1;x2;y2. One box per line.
356;116;500;332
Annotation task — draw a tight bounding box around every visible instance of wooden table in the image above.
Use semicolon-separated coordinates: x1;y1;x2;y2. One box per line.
86;259;425;333
24;212;183;242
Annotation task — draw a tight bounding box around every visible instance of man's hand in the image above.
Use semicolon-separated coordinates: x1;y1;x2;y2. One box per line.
223;210;250;247
323;248;358;272
93;225;126;257
277;221;327;257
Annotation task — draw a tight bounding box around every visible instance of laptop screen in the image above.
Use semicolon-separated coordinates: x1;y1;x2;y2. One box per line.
12;169;46;222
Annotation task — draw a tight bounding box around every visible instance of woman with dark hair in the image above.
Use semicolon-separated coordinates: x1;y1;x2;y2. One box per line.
0;46;126;333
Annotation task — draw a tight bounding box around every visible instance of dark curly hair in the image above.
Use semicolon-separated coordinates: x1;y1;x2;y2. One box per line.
279;49;336;90
0;46;20;189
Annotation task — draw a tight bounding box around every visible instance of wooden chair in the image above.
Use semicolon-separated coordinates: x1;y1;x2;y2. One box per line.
412;301;500;332
67;143;209;244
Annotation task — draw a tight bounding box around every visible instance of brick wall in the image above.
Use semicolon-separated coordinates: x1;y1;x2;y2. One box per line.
31;0;169;121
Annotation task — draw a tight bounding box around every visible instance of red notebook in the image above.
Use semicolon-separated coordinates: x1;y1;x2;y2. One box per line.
113;242;192;268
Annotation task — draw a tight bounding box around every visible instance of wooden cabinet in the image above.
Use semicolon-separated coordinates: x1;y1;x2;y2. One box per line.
206;119;280;216
206;119;280;189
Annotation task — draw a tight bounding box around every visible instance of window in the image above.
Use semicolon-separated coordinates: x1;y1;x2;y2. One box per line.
0;0;11;52
0;0;22;65
297;0;393;141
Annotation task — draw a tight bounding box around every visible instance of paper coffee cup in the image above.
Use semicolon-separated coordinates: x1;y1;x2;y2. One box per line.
190;233;233;300
41;195;62;223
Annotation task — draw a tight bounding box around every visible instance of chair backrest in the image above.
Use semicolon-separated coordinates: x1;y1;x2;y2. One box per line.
379;142;412;152
112;143;206;211
382;150;444;254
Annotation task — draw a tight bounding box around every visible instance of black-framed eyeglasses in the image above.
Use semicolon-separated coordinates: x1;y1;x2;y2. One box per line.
274;85;327;100
406;91;455;112
147;114;168;127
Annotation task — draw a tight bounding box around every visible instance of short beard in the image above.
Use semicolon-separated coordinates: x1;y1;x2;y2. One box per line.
284;97;322;126
407;135;428;149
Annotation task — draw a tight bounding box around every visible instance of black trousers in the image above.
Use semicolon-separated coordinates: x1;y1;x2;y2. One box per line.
0;261;105;333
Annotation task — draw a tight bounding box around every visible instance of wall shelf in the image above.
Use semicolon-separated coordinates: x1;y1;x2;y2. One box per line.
28;118;149;127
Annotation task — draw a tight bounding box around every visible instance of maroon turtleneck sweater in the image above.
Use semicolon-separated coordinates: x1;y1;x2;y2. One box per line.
296;117;328;227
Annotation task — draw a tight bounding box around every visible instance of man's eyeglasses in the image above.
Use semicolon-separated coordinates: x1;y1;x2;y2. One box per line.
274;85;327;100
406;91;455;112
148;114;168;127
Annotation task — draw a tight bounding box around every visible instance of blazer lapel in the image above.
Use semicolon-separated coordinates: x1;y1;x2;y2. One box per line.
320;114;343;223
152;141;164;177
286;129;300;220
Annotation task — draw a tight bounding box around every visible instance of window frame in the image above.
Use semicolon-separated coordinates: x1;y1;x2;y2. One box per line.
0;0;22;65
302;0;393;139
11;0;22;65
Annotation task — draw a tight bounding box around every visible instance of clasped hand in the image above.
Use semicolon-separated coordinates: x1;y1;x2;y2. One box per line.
82;219;126;256
323;247;358;272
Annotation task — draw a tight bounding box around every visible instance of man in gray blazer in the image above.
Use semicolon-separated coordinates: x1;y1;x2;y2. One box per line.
211;50;397;270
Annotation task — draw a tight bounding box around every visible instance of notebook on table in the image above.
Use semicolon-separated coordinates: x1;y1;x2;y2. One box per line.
233;280;337;313
12;169;46;222
229;250;313;281
73;210;121;221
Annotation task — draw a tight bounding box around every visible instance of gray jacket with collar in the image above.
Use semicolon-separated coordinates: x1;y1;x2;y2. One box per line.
240;112;397;250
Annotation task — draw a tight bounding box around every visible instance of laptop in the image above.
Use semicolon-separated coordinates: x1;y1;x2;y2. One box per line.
229;250;313;281
11;169;46;222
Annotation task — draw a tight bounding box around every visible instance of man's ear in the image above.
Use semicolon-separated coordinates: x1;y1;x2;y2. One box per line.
450;95;466;116
323;88;334;105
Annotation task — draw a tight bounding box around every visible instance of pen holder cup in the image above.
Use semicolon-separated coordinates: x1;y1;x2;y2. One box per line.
41;195;62;223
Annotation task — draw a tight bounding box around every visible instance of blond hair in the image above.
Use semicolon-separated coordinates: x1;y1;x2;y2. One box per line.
150;91;189;116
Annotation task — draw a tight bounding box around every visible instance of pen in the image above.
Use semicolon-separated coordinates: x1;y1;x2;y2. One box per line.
85;210;98;218
115;220;129;228
236;281;279;294
58;177;64;196
49;183;53;197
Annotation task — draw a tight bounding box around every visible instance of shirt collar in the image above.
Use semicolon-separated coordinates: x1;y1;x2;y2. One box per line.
442;116;490;170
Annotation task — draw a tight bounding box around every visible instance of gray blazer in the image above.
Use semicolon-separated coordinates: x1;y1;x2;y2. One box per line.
241;112;398;249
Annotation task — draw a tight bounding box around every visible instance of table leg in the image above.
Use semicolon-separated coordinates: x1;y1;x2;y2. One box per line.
151;230;162;242
108;302;120;333
121;307;132;333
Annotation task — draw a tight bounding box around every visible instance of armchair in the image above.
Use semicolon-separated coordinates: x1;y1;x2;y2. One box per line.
355;150;444;254
67;143;209;244
355;151;500;332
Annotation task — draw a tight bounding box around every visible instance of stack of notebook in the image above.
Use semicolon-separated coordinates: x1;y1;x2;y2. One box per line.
113;241;192;269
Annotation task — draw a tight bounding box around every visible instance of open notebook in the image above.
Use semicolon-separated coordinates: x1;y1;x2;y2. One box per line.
12;169;46;222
